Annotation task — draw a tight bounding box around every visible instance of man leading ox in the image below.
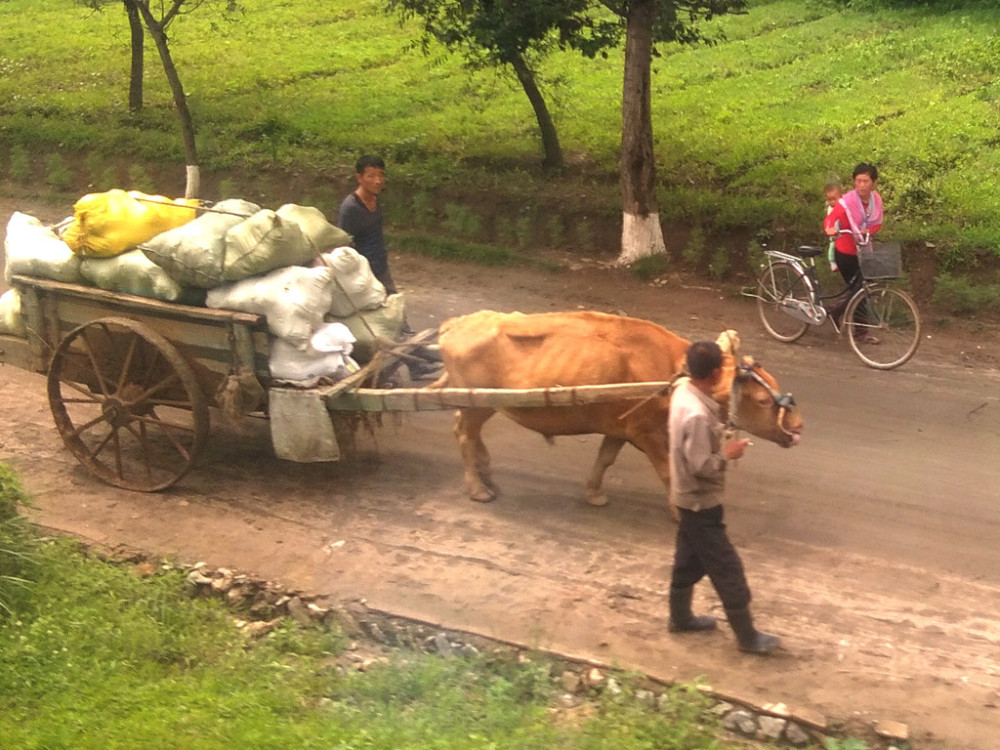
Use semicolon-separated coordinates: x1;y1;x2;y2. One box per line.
667;340;780;655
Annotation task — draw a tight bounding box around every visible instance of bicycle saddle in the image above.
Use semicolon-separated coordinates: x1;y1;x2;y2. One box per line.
795;245;824;258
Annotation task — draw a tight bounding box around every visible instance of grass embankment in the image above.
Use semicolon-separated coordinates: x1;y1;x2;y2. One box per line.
0;463;771;750
1;0;999;309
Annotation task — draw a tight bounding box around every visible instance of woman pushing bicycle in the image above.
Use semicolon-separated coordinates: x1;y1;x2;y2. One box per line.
825;162;883;290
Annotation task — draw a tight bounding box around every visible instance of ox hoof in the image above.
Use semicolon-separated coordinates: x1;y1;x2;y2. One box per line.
470;489;497;503
586;492;609;507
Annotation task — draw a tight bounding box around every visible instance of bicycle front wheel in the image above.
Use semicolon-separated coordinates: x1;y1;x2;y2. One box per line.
844;286;921;370
756;262;812;342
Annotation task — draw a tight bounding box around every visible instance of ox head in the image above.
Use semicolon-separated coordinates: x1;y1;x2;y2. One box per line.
711;330;803;448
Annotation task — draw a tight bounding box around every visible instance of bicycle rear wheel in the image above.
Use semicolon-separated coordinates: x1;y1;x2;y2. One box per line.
756;261;812;342
844;286;921;369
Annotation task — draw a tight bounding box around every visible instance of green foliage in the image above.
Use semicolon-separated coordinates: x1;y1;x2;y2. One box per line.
545;213;565;247
515;212;535;249
2;0;1000;285
709;244;731;279
682;224;707;267
442;201;482;236
931;273;1000;316
127;163;155;193
822;0;997;9
631;252;670;280
0;465;37;619
217;177;239;200
574;216;594;249
43;152;72;190
9;145;32;183
395;232;524;265
578;676;725;749
407;190;435;229
823;737;871;750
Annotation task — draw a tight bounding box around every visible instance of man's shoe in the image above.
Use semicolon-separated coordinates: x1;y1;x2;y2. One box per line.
668;586;717;632
725;607;780;654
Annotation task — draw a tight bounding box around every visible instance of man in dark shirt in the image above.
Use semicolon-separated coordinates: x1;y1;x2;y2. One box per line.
337;154;397;293
337;154;440;378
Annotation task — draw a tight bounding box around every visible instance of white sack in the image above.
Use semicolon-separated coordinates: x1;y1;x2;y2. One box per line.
222;208;313;282
318;246;387;317
0;289;26;337
207;265;335;348
141;198;259;288
332;292;406;363
268;323;359;383
80;249;196;303
276;204;352;254
4;212;82;284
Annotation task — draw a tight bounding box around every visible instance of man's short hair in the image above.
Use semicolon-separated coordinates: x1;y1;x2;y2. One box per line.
687;340;723;380
355;154;385;174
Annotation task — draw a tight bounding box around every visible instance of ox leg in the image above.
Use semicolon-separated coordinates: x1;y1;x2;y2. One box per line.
453;408;497;502
585;436;626;506
631;437;680;522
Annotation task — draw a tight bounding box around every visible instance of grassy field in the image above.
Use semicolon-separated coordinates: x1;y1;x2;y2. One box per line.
1;0;999;287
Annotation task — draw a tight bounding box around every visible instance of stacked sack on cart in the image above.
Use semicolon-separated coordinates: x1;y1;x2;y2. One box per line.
1;189;407;384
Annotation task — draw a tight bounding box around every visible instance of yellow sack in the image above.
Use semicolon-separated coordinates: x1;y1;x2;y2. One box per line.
63;189;198;257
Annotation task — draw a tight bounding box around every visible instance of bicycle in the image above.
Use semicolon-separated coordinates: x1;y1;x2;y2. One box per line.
750;233;921;370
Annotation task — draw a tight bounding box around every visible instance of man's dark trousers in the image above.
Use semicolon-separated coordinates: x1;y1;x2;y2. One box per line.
671;505;751;610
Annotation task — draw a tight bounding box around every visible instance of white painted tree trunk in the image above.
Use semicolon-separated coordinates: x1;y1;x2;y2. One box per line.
185;165;200;199
618;210;666;266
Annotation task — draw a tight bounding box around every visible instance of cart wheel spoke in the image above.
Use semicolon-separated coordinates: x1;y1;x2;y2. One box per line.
47;317;209;491
125;372;182;407
60;378;105;403
67;411;115;442
83;425;119;463
133;412;199;436
115;332;141;395
78;327;115;397
125;411;195;460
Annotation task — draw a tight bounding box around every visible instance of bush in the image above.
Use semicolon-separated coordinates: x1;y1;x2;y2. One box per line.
931;273;1000;316
631;252;670;280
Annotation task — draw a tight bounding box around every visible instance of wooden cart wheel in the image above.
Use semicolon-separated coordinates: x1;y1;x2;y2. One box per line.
46;317;210;492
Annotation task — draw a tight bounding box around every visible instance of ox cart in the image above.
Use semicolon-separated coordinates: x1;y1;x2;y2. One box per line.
0;275;675;492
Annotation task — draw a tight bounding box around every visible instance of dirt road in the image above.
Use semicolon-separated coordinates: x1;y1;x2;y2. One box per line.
3;202;1000;749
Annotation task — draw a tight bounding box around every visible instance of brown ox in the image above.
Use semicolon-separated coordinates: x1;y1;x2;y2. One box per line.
435;310;803;509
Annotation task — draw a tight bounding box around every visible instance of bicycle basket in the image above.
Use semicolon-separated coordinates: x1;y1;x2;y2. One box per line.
859;242;901;279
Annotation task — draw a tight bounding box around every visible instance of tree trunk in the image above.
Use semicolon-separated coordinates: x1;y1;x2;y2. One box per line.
510;53;564;169
130;0;200;197
617;0;665;265
125;0;143;113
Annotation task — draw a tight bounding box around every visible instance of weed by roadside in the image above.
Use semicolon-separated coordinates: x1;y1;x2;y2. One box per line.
0;464;37;619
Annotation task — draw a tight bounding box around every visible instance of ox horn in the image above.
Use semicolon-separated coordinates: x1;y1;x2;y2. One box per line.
716;329;740;355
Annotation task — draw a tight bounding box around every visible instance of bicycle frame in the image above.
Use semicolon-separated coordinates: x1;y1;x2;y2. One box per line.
754;247;870;334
